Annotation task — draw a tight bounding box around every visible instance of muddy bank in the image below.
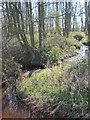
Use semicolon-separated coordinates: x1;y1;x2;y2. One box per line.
16;92;70;118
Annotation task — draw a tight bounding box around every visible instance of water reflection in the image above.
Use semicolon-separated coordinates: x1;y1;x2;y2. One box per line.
2;85;31;118
7;87;18;112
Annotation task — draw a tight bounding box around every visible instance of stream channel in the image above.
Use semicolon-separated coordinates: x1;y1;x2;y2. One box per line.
1;45;89;119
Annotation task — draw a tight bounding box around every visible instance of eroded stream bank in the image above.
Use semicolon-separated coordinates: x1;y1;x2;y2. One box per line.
2;45;89;119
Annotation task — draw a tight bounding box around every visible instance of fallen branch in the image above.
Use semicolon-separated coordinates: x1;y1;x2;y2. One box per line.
49;101;62;116
32;104;51;113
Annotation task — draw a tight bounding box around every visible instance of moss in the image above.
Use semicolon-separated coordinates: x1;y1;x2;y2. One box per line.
81;36;88;45
69;31;86;38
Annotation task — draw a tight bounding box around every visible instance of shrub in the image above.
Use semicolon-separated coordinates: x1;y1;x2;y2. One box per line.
81;36;88;45
47;46;63;64
3;58;22;78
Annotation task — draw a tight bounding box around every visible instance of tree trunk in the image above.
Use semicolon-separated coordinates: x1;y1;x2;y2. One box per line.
38;2;42;48
65;1;69;37
29;2;34;47
69;2;71;31
56;2;59;30
88;1;90;47
56;2;61;35
6;2;11;36
62;2;65;36
10;3;30;51
41;2;46;39
81;17;83;32
73;14;75;32
9;3;24;48
85;1;88;34
65;2;67;35
26;2;28;33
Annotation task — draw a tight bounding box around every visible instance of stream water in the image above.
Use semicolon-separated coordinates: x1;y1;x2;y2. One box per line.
1;45;89;119
64;45;89;62
2;85;31;118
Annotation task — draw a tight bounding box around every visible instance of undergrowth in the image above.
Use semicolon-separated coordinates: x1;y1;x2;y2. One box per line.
16;59;88;118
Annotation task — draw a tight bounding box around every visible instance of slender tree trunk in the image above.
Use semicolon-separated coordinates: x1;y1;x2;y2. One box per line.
88;1;90;86
69;2;71;31
27;2;35;48
28;2;32;45
50;17;52;33
38;2;42;48
6;2;11;36
10;3;30;50
2;3;8;36
81;17;83;32
65;1;69;37
73;14;75;32
26;2;28;33
56;2;59;30
65;2;67;35
18;3;29;48
18;2;29;46
41;2;46;39
85;1;88;34
62;2;65;36
29;2;34;47
9;3;24;48
88;1;90;47
56;2;61;35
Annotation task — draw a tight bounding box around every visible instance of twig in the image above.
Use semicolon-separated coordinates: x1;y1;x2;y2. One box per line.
49;101;61;116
